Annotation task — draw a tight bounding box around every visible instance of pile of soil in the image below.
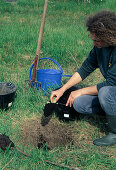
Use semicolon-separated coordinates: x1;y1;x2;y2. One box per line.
21;117;74;149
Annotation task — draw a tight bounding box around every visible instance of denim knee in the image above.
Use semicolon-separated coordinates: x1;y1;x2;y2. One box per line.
98;87;108;107
98;86;116;115
73;97;82;113
73;95;100;114
98;86;113;105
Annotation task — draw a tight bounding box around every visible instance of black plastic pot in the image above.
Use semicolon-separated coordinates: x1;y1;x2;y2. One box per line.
43;86;79;122
55;102;77;121
0;82;17;109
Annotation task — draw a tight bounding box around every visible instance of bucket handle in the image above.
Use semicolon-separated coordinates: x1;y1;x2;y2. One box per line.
40;58;72;77
29;57;72;80
39;57;63;73
29;57;64;80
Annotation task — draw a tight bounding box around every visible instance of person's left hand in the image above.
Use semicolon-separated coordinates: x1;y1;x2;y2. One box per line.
66;89;82;107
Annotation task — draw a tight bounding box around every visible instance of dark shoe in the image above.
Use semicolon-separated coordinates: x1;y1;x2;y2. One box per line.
93;115;116;146
93;133;116;146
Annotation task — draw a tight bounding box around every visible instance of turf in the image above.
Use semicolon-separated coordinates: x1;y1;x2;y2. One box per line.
0;0;116;169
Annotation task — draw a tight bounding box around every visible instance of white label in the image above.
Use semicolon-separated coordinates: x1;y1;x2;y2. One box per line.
64;114;69;118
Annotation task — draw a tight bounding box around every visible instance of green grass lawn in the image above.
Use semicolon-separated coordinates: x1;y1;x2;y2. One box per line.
0;0;116;169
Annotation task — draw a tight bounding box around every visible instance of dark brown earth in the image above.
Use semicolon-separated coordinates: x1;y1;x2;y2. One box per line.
20;114;103;149
21;117;74;150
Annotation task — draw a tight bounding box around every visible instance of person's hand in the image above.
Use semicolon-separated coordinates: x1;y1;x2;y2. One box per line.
66;89;82;107
50;88;65;103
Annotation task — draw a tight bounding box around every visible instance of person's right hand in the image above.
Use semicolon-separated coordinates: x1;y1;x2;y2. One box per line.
50;88;65;103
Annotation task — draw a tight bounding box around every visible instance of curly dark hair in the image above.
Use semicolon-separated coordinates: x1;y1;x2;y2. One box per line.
86;10;116;46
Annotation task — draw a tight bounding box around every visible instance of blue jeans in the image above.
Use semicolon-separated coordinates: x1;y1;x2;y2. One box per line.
73;86;116;116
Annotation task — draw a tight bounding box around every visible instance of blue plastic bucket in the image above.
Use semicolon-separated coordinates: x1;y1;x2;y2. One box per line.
29;57;72;93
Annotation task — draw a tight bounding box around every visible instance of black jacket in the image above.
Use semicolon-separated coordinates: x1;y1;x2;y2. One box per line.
77;46;116;91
